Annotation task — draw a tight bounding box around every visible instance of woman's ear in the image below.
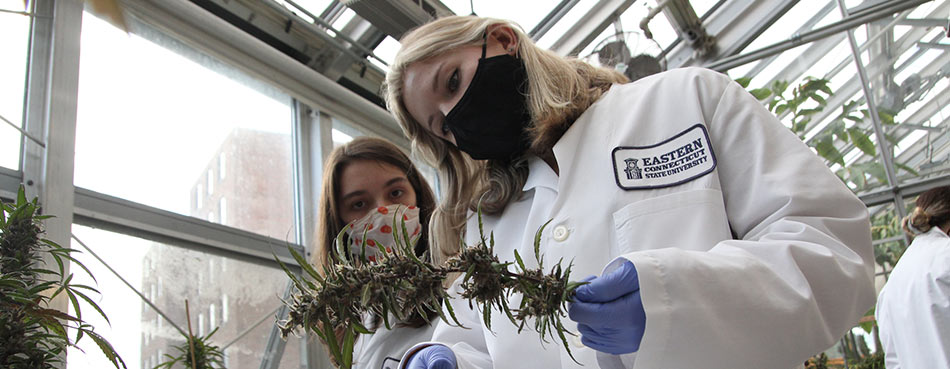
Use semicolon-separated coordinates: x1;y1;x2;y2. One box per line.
487;24;519;56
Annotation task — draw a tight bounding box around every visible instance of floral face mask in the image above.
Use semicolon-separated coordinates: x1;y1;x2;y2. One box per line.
345;204;422;262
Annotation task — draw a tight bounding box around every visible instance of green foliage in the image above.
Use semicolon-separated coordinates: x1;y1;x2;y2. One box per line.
852;352;885;369
804;352;829;369
739;76;918;191
870;209;908;270
277;208;585;368
0;185;125;369
153;328;225;369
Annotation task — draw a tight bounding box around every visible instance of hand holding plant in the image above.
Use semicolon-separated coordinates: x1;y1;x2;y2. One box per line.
277;210;586;368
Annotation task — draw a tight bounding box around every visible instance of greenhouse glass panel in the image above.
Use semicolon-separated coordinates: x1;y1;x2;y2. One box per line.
0;8;30;171
74;13;296;241
67;225;303;369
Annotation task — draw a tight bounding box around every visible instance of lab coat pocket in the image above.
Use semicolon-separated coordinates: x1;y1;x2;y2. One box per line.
612;189;731;253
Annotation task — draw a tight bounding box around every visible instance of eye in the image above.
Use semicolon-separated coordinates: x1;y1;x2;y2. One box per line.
390;189;405;199
447;69;460;92
350;200;366;210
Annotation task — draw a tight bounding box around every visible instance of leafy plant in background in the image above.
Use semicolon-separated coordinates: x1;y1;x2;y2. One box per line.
277;211;585;369
736;77;917;191
804;352;830;369
870;208;909;271
153;328;225;369
153;300;226;369
0;186;125;368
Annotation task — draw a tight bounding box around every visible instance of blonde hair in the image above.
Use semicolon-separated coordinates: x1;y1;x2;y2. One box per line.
384;16;627;263
902;185;950;238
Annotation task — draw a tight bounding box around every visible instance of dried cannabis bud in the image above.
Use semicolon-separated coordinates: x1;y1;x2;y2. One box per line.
277;210;585;368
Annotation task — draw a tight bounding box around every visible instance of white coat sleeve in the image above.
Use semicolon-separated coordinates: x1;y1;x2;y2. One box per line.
618;70;876;368
919;260;950;367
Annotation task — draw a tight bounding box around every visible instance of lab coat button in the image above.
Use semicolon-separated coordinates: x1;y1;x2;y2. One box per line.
553;225;569;242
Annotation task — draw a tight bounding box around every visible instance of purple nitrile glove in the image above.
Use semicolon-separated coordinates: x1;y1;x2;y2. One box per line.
568;260;646;355
406;345;457;369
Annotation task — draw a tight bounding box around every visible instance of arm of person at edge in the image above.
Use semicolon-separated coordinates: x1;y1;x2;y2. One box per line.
574;69;874;367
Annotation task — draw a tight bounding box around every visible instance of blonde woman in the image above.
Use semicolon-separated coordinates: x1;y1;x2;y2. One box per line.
312;137;439;369
386;15;875;369
876;186;950;369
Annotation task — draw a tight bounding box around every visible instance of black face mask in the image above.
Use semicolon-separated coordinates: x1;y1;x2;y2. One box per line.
444;35;532;161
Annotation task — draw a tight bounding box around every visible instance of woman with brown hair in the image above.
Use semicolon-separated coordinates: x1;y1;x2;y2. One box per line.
311;136;439;369
385;15;875;369
876;186;950;369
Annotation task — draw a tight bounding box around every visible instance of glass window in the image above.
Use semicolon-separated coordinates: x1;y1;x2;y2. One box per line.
207;169;215;196
535;0;598;49
220;196;228;225
75;13;296;240
219;153;226;180
67;224;304;369
869;203;907;291
0;5;30;170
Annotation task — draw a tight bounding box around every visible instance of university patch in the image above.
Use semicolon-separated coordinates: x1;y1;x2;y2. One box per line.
612;124;717;190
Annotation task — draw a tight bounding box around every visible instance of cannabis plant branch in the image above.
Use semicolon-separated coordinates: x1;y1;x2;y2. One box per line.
276;212;586;369
0;186;125;369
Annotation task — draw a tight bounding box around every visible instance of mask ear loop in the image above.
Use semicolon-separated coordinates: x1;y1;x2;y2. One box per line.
480;30;488;59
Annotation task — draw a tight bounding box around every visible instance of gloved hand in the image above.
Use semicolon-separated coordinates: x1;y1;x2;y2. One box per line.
406;345;457;369
568;260;646;355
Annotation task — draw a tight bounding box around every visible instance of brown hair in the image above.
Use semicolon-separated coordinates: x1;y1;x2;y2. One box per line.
310;137;438;358
902;185;950;238
384;16;627;263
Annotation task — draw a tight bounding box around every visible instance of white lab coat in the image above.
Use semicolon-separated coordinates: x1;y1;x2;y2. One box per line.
876;227;950;369
353;314;437;369
401;67;875;369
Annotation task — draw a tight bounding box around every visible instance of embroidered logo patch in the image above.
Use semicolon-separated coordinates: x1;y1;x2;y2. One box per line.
612;124;717;190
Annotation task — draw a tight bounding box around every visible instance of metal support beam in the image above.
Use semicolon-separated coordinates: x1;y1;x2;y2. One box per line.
837;0;909;246
289;100;335;369
120;0;407;146
715;0;800;60
667;0;797;68
740;0;837;83
548;0;635;57
794;4;946;146
860;173;950;207
918;41;950;50
317;17;387;81
0;167;19;201
530;0;579;41
898;18;950;27
72;187;307;267
706;0;929;71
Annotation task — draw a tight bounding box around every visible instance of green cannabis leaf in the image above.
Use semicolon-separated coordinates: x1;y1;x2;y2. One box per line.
0;185;126;369
277;208;586;368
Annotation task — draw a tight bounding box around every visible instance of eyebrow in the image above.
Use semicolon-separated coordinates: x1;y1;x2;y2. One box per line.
340;177;409;203
385;177;409;187
340;190;366;203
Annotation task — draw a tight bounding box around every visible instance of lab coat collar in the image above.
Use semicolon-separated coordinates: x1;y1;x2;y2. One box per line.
548;84;616;193
923;226;949;239
522;155;558;192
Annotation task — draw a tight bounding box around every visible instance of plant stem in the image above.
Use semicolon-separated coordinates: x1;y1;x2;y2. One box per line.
186;300;198;369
